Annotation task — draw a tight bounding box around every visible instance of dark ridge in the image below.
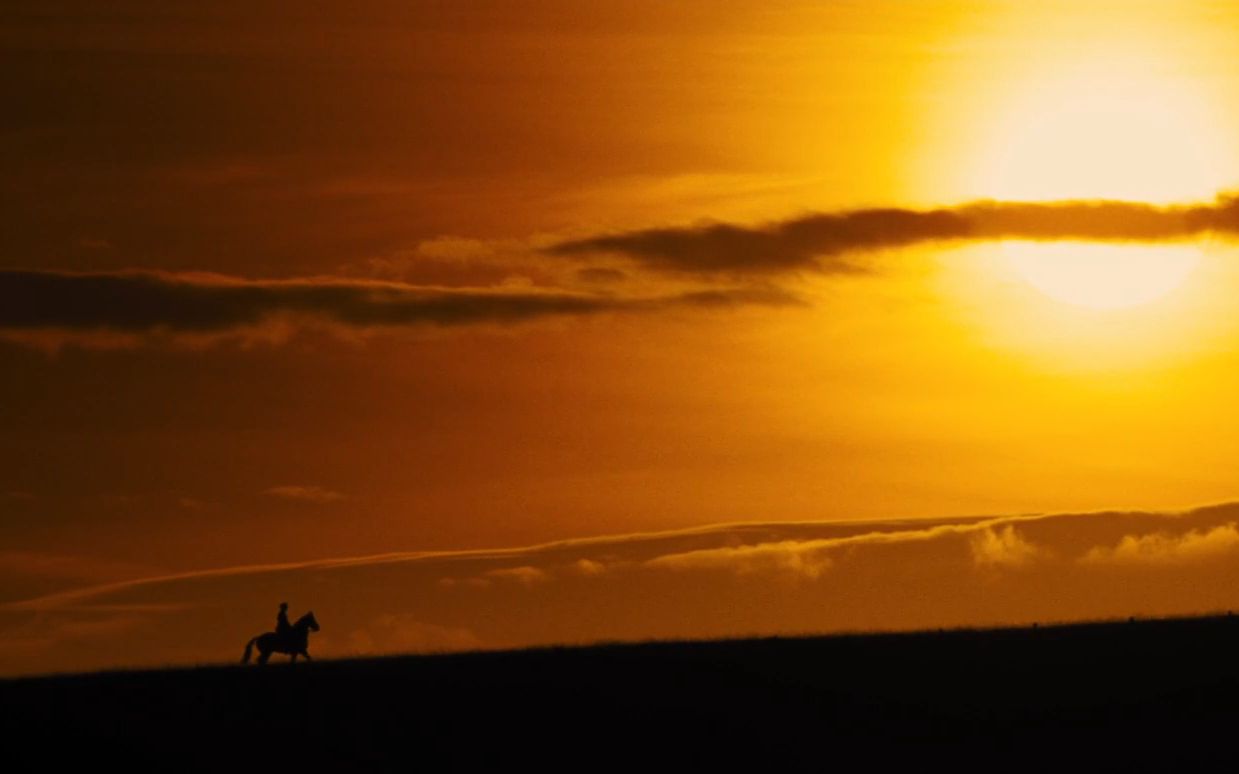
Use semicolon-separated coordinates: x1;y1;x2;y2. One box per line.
6;613;1239;770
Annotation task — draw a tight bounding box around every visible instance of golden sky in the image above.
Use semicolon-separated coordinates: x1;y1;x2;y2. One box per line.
8;0;1239;675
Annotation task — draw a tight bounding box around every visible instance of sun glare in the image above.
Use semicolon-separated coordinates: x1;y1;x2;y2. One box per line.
1002;242;1199;309
957;50;1236;312
971;57;1232;203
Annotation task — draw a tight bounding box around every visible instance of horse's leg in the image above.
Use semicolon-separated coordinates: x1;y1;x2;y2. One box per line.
300;649;312;661
258;648;270;666
289;652;297;664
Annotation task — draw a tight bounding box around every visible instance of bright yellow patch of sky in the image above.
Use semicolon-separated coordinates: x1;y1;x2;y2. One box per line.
897;2;1239;355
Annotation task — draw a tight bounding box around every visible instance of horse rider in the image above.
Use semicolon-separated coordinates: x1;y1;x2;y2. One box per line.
276;602;292;642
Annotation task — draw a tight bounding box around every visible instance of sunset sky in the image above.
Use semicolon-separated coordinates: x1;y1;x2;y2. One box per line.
10;1;1239;675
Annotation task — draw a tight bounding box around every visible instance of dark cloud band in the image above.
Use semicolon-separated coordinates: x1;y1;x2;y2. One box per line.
550;195;1239;274
0;270;799;336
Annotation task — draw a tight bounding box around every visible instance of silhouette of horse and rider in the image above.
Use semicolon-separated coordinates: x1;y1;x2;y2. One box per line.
242;602;320;665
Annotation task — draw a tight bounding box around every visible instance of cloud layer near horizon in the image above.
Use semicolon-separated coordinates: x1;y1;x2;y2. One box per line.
552;196;1239;274
8;504;1239;677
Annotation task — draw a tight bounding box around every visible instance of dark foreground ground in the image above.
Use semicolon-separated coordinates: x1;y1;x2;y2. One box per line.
6;615;1239;771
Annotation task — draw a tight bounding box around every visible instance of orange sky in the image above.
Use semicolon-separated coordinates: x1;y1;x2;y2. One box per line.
8;0;1239;675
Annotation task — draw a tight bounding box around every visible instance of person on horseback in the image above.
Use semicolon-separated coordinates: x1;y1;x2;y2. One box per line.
276;602;292;643
243;607;320;665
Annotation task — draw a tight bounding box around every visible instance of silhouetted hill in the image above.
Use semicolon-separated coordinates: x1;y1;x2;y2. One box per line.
6;615;1239;771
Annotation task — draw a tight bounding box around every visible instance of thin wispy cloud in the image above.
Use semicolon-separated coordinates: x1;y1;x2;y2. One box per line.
9;194;1238;350
484;566;550;585
0;270;799;346
264;485;347;504
551;195;1239;275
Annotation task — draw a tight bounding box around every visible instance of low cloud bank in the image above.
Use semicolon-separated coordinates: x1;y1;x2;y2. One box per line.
1080;522;1239;566
7;504;1239;676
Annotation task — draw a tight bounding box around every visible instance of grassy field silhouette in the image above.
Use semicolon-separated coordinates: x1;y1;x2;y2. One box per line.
6;614;1239;770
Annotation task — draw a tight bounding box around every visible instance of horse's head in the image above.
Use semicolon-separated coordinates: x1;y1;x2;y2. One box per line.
296;611;320;632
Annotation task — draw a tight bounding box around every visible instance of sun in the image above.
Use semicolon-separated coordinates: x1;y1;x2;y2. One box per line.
963;53;1235;310
1003;242;1199;310
971;55;1232;204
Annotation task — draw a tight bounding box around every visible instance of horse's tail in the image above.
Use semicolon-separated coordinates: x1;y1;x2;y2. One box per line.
242;637;257;664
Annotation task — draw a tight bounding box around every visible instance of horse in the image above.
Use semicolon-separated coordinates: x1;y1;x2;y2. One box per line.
241;611;320;665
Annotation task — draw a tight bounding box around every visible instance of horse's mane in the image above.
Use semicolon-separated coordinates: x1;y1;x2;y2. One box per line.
295;611;315;626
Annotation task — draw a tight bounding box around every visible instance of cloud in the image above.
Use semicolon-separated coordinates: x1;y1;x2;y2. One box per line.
553;208;968;274
646;539;835;580
484;566;550;585
1080;523;1239;566
264;485;346;504
571;559;607;576
970;526;1042;568
642;518;1001;579
11;505;1239;676
0;516;1001;615
0;270;799;346
550;194;1239;275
